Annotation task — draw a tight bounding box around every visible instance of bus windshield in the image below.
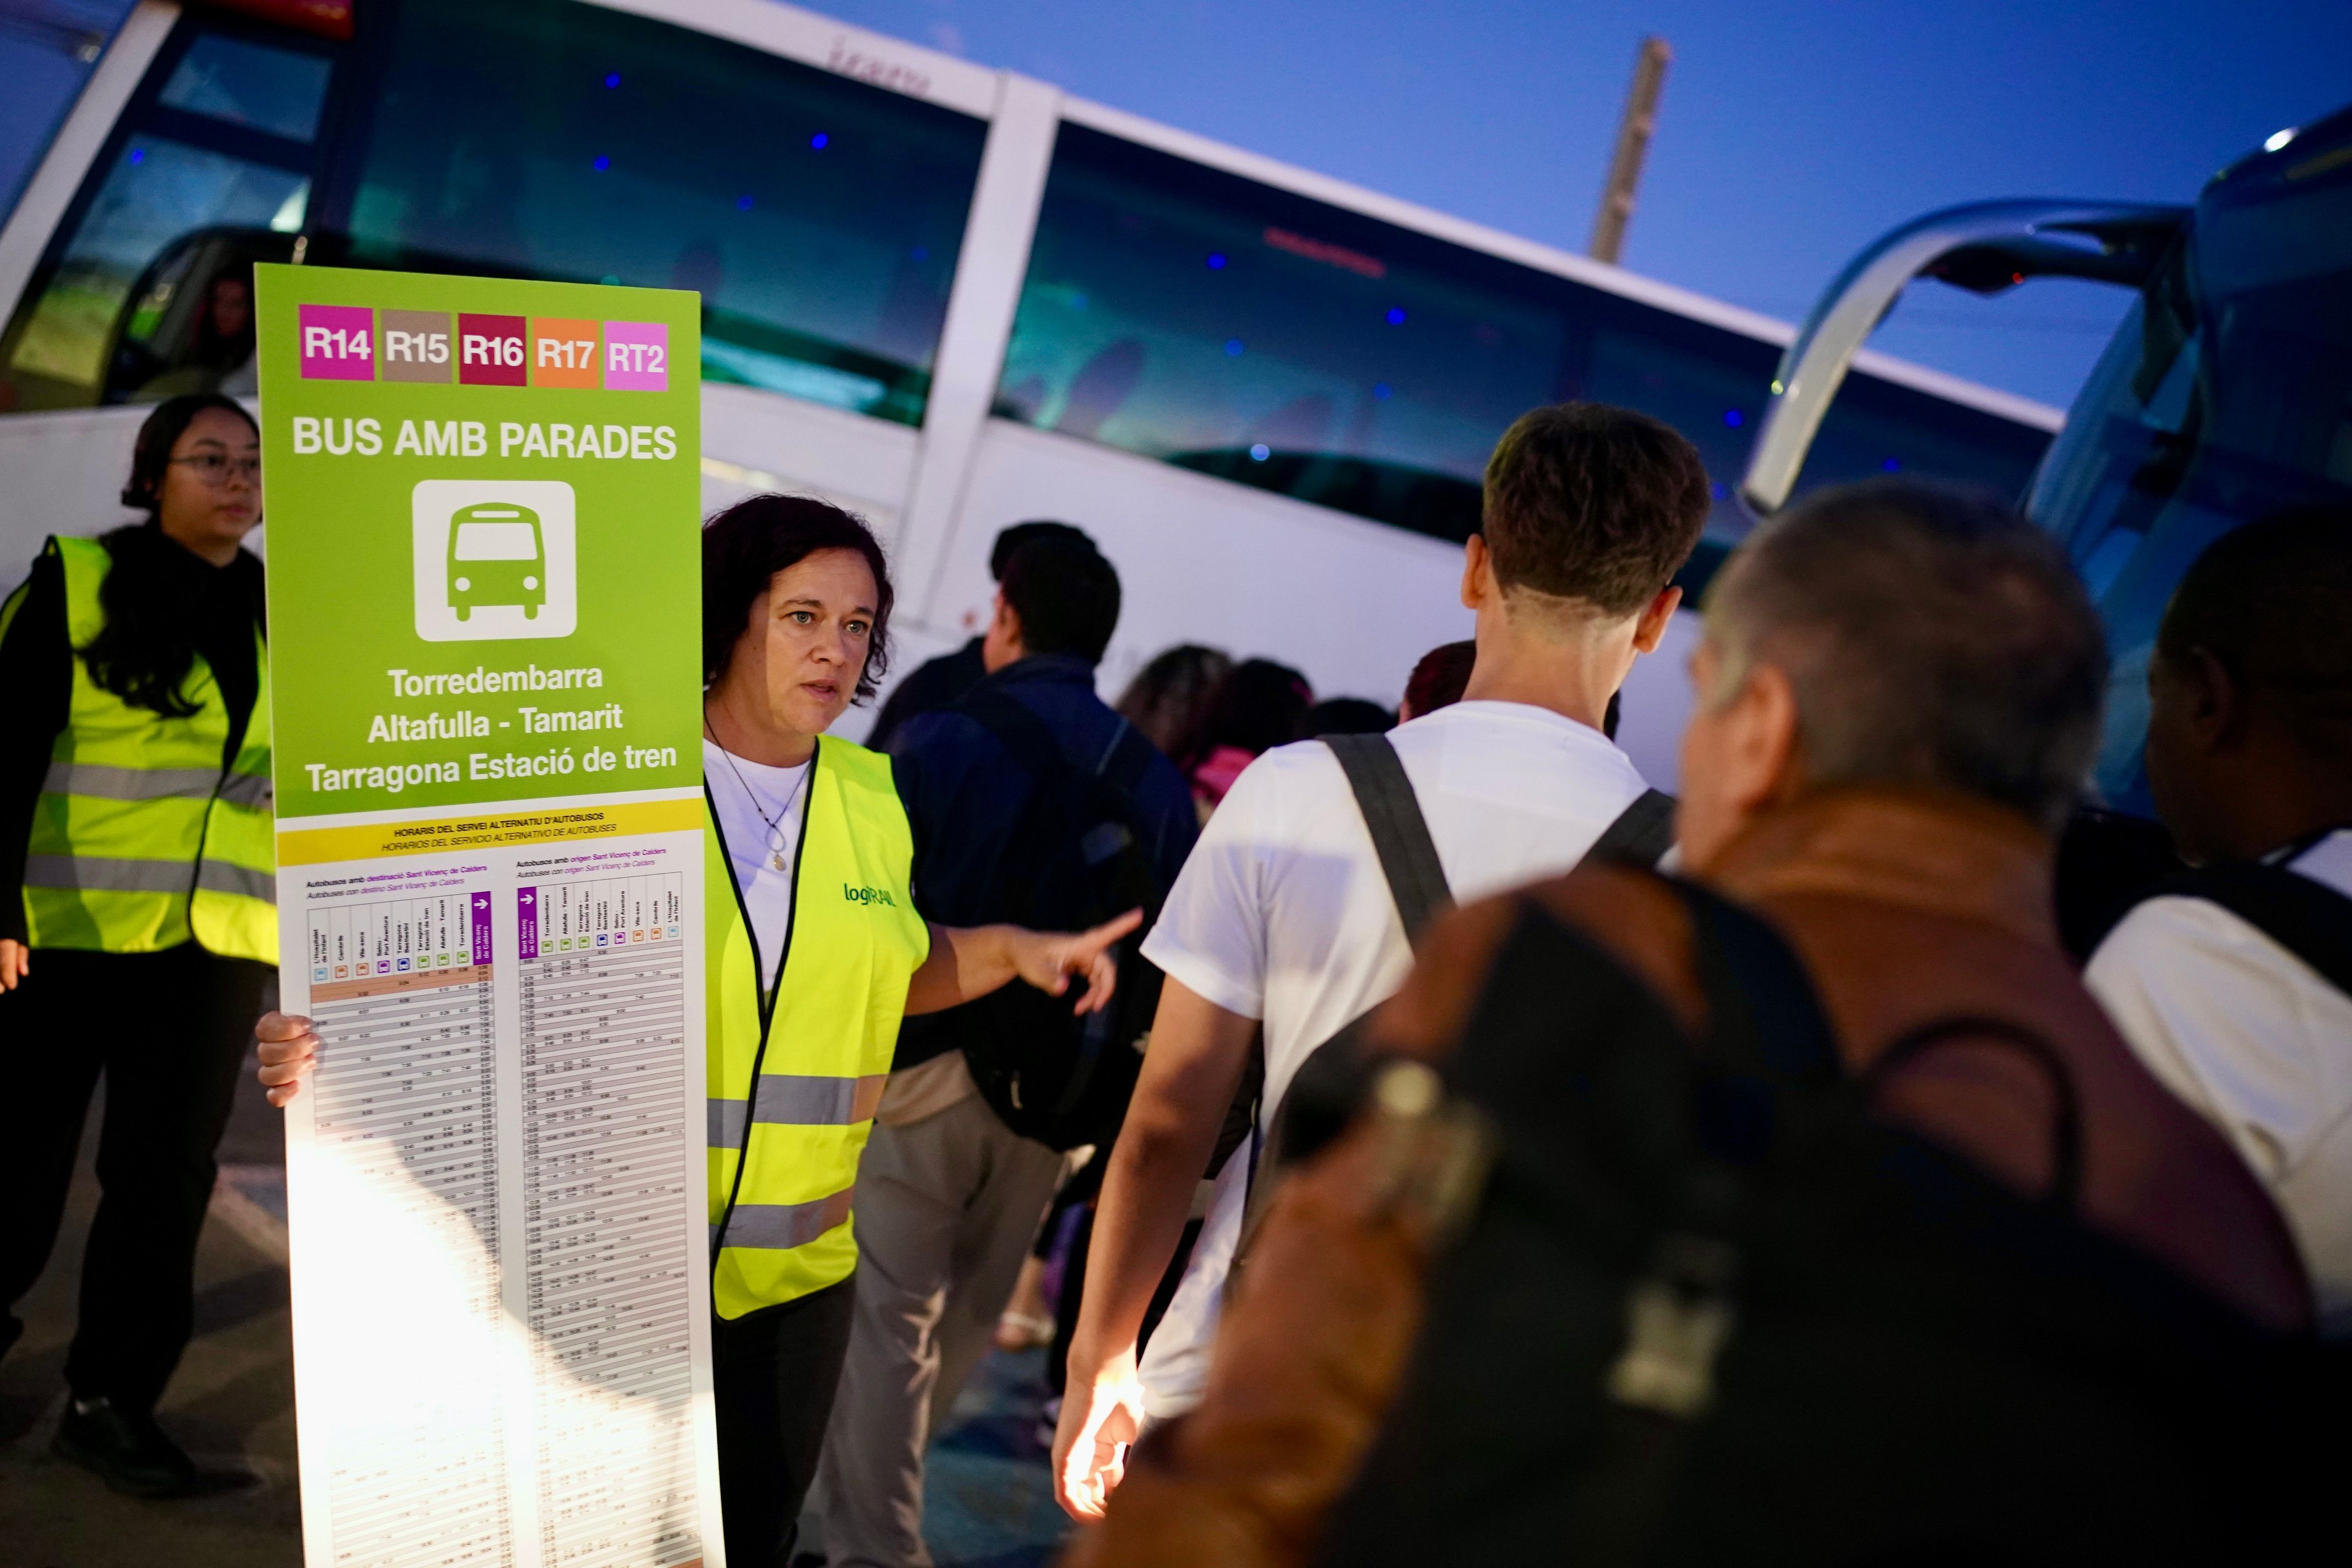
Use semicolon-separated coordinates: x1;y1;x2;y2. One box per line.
2028;122;2352;812
453;521;539;560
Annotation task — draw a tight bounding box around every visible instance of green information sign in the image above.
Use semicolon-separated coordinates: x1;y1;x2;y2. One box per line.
255;265;726;1568
254;263;703;821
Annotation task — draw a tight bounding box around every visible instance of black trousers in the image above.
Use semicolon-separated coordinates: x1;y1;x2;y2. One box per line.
712;1276;857;1568
0;943;270;1412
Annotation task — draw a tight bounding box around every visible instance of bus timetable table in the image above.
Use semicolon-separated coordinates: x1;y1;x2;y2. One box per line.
304;890;515;1566
516;874;700;1568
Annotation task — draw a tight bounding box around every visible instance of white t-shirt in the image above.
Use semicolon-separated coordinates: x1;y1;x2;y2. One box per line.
1134;700;1652;1413
2086;829;2352;1336
703;739;811;992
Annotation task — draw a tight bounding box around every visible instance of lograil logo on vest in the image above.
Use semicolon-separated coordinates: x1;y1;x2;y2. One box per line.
842;884;898;908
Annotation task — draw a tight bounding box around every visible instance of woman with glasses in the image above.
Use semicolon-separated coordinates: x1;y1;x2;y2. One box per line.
0;391;274;1499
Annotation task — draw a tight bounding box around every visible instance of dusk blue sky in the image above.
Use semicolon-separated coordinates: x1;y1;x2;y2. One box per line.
3;1;2345;408
817;0;2348;409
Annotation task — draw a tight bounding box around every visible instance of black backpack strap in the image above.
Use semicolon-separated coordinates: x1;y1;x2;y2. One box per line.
1325;732;1453;943
1582;788;1678;869
2142;858;2352;998
1092;714;1154;792
1867;1016;2086;1207
1660;877;1841;1081
955;682;1075;783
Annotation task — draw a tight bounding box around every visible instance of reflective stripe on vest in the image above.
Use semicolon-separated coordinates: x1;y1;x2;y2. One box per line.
705;733;928;1320
22;536;276;961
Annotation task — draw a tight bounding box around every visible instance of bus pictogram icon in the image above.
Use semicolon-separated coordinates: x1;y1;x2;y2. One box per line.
411;481;578;641
448;502;547;621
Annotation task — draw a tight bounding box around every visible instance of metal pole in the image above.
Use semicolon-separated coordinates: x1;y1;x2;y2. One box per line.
1589;36;1672;265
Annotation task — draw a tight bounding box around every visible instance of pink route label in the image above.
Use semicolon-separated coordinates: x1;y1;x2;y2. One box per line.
298;304;375;380
603;321;669;391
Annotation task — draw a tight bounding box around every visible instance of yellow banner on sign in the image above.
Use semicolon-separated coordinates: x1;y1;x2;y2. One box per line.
277;796;703;866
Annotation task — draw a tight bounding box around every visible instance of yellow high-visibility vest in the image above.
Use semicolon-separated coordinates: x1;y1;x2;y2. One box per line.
706;732;928;1318
12;536;275;962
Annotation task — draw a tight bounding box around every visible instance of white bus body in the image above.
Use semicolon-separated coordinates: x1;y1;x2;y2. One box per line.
0;0;2060;786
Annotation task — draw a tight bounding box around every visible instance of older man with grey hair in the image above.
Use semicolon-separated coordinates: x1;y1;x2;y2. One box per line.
1055;478;2313;1568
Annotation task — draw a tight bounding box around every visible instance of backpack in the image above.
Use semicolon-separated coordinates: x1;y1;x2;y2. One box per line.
1210;732;1675;1207
945;684;1167;1151
1305;876;2333;1565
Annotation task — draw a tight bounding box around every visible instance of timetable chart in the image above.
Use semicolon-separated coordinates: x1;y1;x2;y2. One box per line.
516;875;700;1567
305;890;513;1567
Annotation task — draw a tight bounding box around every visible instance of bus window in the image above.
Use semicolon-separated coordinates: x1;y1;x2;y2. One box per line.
157;32;334;144
1000;124;2055;551
341;0;986;427
998;124;1569;546
0;23;330;412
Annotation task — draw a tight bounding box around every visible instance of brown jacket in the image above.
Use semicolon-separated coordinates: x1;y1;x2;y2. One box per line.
1061;787;2310;1568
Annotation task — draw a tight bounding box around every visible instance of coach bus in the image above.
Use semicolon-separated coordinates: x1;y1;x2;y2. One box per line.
0;0;2060;785
1740;100;2352;818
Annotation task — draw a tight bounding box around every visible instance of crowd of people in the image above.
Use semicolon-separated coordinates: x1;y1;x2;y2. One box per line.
1;388;2346;1565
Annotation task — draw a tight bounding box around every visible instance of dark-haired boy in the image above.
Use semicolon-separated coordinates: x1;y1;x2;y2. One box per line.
865;519;1095;753
1052;402;1710;1518
2088;508;2352;1335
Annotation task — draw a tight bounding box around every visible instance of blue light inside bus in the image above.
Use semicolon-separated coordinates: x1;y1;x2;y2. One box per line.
1882;457;1902;470
1206;253;1228;270
737;195;753;210
1373;383;1393;400
1224;338;1243;356
1250;444;1270;461
604;72;620;88
810;132;829;149
1723;408;1743;427
1385;307;1406;324
593;155;609;171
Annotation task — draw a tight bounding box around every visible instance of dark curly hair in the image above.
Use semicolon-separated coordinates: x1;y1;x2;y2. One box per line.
702;494;895;703
83;393;261;718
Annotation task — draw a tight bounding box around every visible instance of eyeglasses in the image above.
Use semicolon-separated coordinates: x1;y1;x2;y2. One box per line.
170;453;260;485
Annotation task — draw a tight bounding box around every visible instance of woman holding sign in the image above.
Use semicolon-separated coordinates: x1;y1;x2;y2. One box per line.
0;393;275;1499
257;495;1137;1566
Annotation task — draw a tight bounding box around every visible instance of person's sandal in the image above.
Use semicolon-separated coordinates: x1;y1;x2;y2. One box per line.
993;1310;1056;1351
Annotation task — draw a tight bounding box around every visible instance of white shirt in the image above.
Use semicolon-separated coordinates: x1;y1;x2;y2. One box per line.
1134;700;1651;1413
703;739;811;992
2086;829;2352;1336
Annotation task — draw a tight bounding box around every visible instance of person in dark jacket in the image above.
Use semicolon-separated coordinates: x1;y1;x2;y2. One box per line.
0;394;274;1499
815;533;1197;1567
865;519;1095;752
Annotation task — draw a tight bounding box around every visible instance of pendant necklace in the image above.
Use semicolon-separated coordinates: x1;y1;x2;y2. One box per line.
710;728;811;874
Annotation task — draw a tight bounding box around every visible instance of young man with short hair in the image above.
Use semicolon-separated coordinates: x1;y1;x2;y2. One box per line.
2086;508;2352;1335
1052;402;1711;1518
816;533;1197;1566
